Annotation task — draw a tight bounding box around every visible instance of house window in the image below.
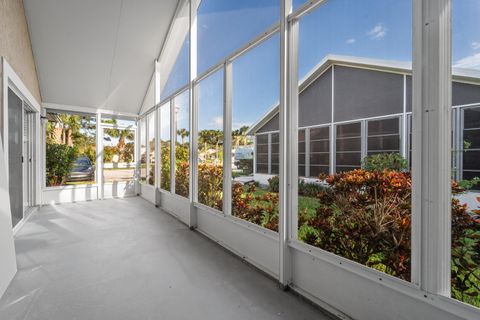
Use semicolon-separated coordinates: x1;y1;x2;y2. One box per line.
256;134;269;174
270;132;280;174
298;129;306;177
309;126;330;177
335;122;362;172
462;106;480;190
366;117;401;156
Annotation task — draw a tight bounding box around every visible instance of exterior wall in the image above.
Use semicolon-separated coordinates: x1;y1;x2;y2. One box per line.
453;81;480;106
334;66;404;122
0;0;42;127
0;0;41;299
257;113;279;134
299;67;332;127
254;65;480;181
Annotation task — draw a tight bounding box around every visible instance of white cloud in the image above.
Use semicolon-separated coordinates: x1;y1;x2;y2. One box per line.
346;38;356;44
454;53;480;69
210;116;223;129
367;23;387;39
472;41;480;50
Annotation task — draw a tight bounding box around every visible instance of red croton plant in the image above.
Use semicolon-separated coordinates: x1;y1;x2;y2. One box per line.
232;183;279;231
298;169;479;288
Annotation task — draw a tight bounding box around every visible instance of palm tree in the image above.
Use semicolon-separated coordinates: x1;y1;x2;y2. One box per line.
104;128;135;161
198;129;223;161
232;126;249;148
198;130;210;155
177;128;190;145
210;130;223;161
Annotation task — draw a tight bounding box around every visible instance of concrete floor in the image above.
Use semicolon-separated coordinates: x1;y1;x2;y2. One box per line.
0;197;330;320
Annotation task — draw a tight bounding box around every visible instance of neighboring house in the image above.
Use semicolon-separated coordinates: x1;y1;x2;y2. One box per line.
247;55;480;188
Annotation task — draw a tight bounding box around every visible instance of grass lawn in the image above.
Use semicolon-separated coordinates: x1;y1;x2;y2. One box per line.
244;186;319;217
65;181;95;185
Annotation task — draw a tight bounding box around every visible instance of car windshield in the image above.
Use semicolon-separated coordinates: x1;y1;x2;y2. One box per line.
75;158;90;166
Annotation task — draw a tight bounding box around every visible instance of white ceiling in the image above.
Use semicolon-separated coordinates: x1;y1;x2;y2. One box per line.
23;0;179;114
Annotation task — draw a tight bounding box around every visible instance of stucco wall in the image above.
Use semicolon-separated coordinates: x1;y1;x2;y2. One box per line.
0;0;41;298
0;0;42;127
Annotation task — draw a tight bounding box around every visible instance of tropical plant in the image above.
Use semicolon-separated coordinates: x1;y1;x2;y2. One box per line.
160;141;171;190
197;163;223;210
362;153;408;172
46;143;77;186
177;128;190;145
103;146;118;163
300;169;412;280
268;175;279;193
175;162;189;197
104;128;135;162
232;126;250;148
198;129;223;161
232;183;279;231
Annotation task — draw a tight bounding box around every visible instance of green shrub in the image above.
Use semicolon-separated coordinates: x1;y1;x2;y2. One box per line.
268;176;324;197
362;153;408;172
268;175;279;192
46;143;77;186
175;161;189;197
298;180;325;197
458;177;480;190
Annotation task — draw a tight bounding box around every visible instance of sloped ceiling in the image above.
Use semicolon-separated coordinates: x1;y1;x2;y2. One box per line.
23;0;179;114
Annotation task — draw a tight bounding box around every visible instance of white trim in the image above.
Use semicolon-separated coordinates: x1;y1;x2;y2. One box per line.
223;62;232;215
96;112;103;199
43;102;138;119
2;57;42;214
278;0;294;287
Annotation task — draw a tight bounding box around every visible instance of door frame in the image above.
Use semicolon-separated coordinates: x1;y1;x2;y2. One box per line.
2;57;41;233
100;119;138;199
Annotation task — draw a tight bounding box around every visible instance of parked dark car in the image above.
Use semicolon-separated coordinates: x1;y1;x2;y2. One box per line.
67;156;95;182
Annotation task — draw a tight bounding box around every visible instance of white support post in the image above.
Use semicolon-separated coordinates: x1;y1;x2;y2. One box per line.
135;117;140;195
96;112;103;199
361;120;367;160
170;100;176;194
330;66;335;175
412;0;452;294
402;74;408;159
223;62;233;216
189;0;198;228
279;0;293;288
154;60;161;192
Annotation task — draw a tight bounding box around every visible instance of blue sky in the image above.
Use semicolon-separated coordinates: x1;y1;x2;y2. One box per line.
161;0;480;134
452;0;480;69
